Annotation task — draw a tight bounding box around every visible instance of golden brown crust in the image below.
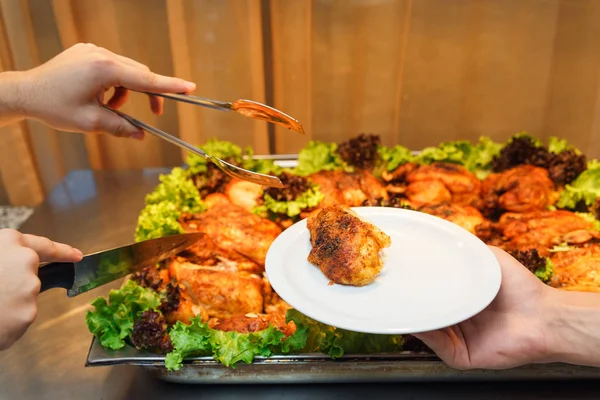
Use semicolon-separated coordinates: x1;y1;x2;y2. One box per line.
306;205;391;286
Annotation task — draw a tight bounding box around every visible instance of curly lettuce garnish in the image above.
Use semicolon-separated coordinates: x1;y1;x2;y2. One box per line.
508;249;554;283
294;140;351;176
548;136;581;155
134;202;185;242
145;167;205;214
134;167;206;242
85;280;161;350
377;144;415;172
535;259;554;283
164;316;300;371
254;172;324;218
185;138;280;176
557;160;600;209
185;139;246;176
256;188;323;218
414;137;502;179
285;309;404;358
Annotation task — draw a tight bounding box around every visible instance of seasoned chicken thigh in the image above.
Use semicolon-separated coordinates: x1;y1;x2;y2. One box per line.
307;205;391;286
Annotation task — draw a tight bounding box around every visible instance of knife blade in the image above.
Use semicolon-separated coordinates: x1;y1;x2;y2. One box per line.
38;232;205;297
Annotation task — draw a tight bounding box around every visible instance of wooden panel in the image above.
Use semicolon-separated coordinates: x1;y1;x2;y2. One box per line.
166;0;269;156
28;0;90;175
452;0;559;144
542;0;600;159
52;0;180;170
270;0;313;153
1;0;66;193
0;0;45;206
4;0;600;206
310;0;413;148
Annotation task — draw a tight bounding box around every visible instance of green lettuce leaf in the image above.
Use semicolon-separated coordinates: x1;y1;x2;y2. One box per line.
145;167;205;214
257;187;324;218
85;280;161;350
165;316;212;371
294;141;351;176
285;309;404;359
415;137;501;179
575;212;600;231
134;167;206;242
185;139;247;176
134;202;184;242
548;136;581;155
468;136;503;179
210;326;285;367
377;144;415;172
417;140;474;165
186;139;244;176
557;160;600;209
165;316;296;371
535;258;554;283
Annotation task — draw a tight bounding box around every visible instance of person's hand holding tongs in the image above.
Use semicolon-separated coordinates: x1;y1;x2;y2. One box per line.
103;91;305;189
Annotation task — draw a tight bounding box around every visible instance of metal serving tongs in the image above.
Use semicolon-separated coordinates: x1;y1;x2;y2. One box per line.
101;91;305;189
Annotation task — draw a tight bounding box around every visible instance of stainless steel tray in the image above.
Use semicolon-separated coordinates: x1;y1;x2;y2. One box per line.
86;337;600;383
84;154;600;383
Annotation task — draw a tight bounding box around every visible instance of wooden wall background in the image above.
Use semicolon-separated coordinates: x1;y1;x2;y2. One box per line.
1;0;600;206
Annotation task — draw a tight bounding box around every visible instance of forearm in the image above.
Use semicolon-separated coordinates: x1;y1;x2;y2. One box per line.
545;289;600;367
0;71;28;127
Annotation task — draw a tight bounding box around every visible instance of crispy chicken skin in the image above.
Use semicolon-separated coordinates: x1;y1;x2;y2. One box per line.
486;210;596;256
208;313;296;336
481;165;558;214
180;193;282;266
224;179;263;212
168;259;264;320
418;203;485;234
391;162;481;208
309;170;388;208
177;233;263;275
550;243;600;292
307;205;391;286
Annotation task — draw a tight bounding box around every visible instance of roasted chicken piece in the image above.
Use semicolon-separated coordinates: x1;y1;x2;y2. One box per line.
487;210;596;256
208;313;296;336
180;193;282;266
481;165;558;215
418;203;485;234
307;205;391;286
168;258;265;320
386;162;481;208
309;170;388;208
550;243;600;292
224;179;263;212
176;232;263;275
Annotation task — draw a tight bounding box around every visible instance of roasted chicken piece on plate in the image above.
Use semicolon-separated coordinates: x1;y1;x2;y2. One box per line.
307;205;391;286
481;165;558;215
479;210;597;256
180;193;282;266
418;203;485;234
550;243;600;292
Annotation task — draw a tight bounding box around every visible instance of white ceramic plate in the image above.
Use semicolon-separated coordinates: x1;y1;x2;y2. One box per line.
265;207;502;334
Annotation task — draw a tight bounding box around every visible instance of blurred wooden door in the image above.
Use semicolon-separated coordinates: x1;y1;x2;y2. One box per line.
1;0;600;205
